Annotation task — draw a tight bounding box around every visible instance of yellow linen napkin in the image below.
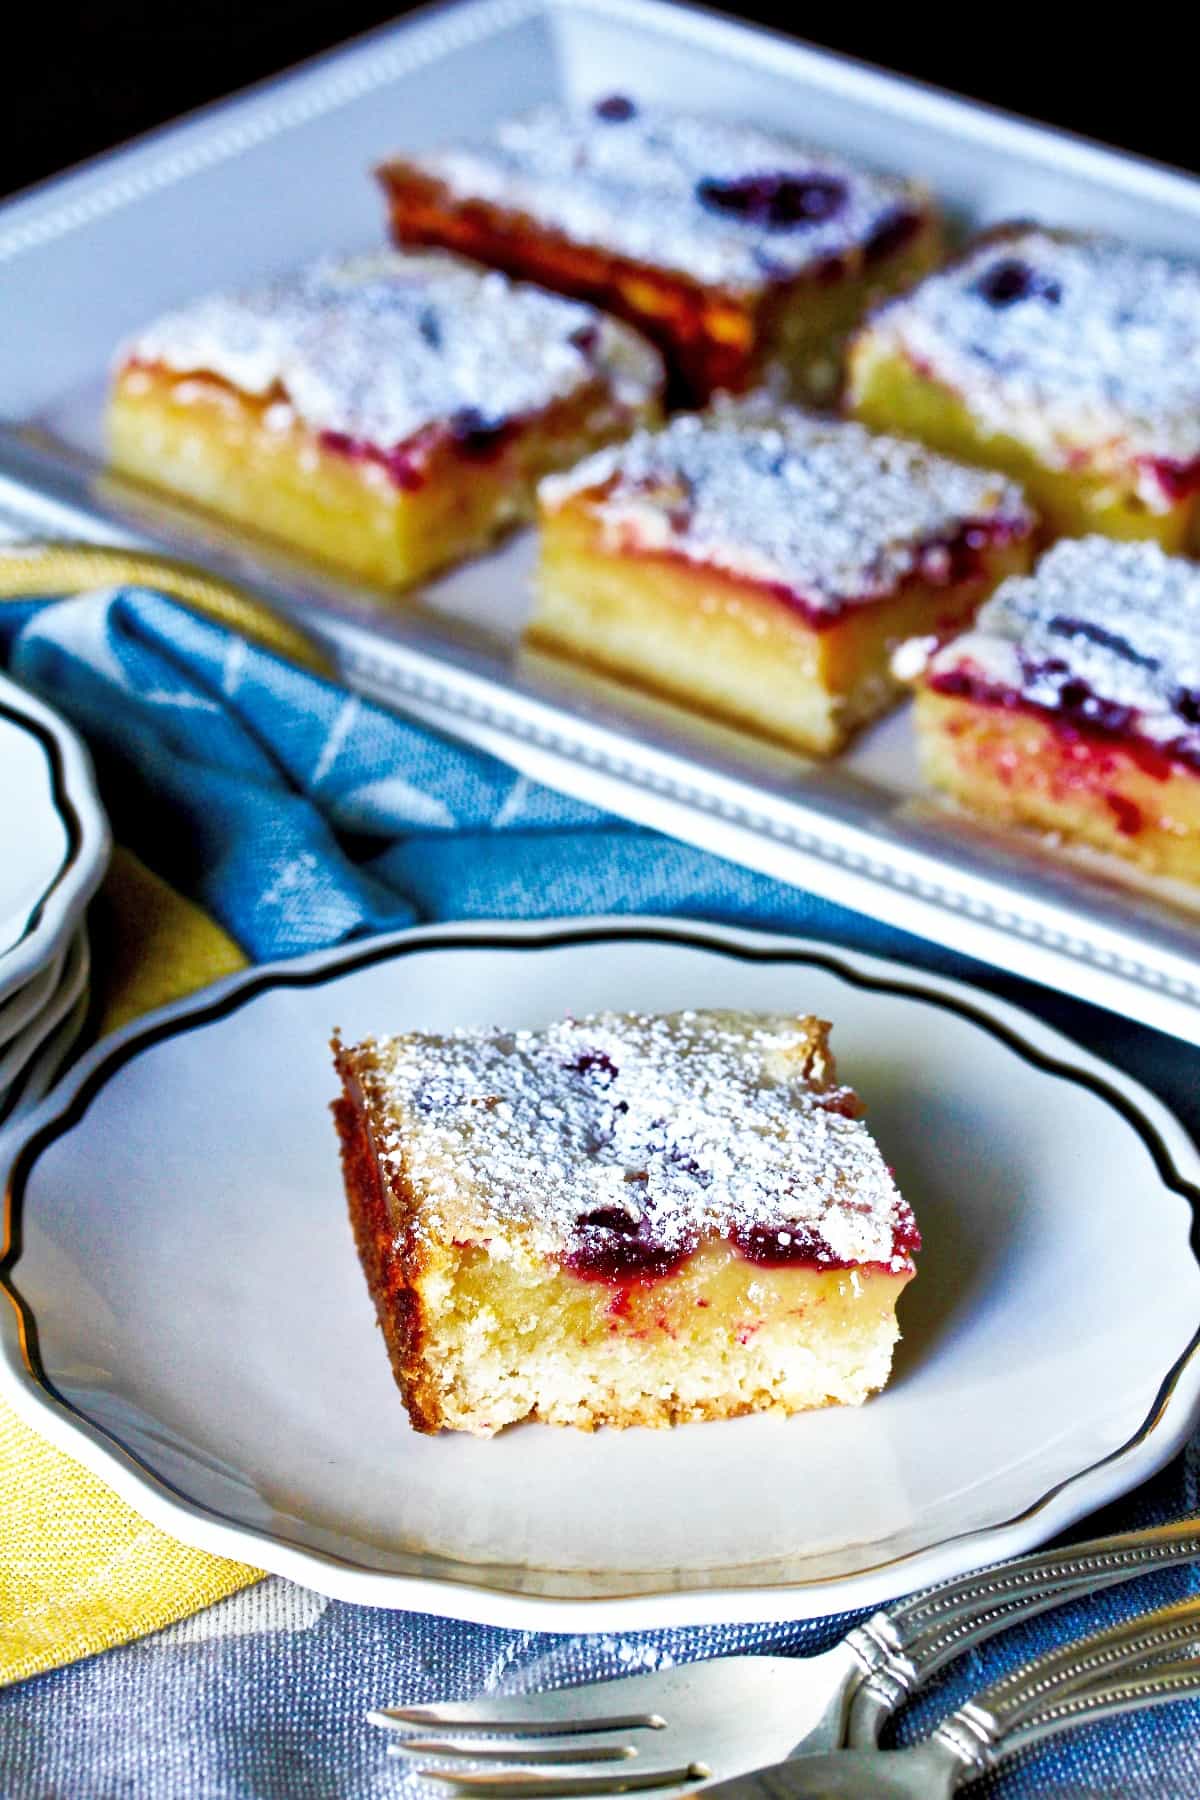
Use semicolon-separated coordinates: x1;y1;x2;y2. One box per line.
0;550;330;1686
0;852;264;1686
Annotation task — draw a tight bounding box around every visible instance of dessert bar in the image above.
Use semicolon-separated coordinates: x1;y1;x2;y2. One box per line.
332;1009;919;1436
378;99;940;406
907;537;1200;881
108;250;663;588
530;403;1035;754
848;226;1200;550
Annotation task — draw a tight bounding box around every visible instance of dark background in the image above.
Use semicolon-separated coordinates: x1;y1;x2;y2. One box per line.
4;2;1195;200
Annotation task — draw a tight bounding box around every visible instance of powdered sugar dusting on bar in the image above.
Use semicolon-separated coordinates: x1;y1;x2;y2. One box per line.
400;103;924;291
541;404;1030;608
927;538;1200;750
351;1009;913;1270
121;250;661;446
868;228;1200;473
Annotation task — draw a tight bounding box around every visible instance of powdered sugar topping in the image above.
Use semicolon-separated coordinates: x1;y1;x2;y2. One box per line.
928;538;1200;750
541;403;1030;610
868;228;1200;476
397;102;925;291
351;1009;913;1272
121;250;661;447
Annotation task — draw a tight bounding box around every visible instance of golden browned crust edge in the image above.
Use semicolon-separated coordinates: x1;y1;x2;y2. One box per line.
331;1035;447;1434
775;1015;834;1086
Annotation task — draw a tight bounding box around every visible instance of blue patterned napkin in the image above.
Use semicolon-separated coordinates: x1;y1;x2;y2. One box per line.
2;585;1198;1797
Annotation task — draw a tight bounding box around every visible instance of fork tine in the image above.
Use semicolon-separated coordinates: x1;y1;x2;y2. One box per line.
388;1741;638;1764
370;1708;667;1737
406;1763;710;1795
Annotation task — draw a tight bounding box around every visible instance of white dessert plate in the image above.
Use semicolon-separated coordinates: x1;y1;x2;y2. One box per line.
0;697;65;966
0;925;90;1123
2;982;91;1130
0;671;109;1007
0;944;64;1050
3;917;1199;1628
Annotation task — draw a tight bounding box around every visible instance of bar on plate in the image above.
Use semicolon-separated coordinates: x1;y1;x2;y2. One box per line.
332;1009;920;1436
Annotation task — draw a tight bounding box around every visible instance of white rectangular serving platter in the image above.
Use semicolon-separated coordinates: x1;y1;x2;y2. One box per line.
5;0;1200;1039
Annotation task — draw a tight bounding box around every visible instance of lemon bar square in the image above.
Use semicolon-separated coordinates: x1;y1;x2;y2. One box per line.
529;402;1034;755
332;1009;919;1436
848;226;1200;551
907;536;1200;882
378;98;940;407
108;250;663;589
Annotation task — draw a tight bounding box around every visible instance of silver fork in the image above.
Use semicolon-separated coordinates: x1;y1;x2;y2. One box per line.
370;1515;1200;1792
696;1598;1200;1800
386;1602;1200;1800
847;1561;1200;1747
696;1670;1200;1799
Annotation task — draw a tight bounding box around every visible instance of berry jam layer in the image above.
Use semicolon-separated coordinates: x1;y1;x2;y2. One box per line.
1143;454;1200;507
584;515;1031;634
465;1233;914;1365
919;539;1200;776
564;1209;920;1286
308;377;635;495
317;408;520;493
120;365;538;495
925;664;1200;782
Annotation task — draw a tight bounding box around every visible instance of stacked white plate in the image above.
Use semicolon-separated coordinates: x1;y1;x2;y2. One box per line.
0;670;109;1124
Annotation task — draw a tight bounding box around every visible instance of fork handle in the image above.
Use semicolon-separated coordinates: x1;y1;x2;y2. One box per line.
935;1661;1200;1780
844;1517;1200;1741
845;1589;1097;1749
906;1540;1200;1685
885;1516;1200;1648
965;1591;1200;1730
925;1597;1200;1779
